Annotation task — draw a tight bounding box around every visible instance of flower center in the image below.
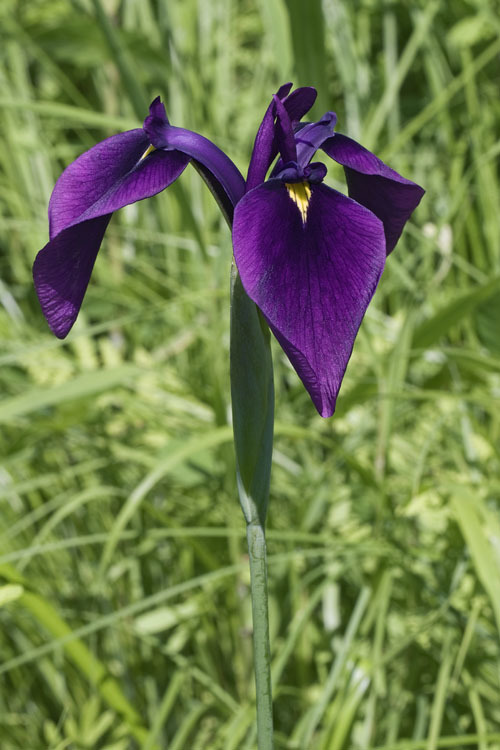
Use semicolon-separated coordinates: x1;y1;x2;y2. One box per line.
285;181;311;224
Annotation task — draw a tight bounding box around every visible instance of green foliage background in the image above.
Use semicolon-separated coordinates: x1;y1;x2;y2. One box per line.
1;0;500;748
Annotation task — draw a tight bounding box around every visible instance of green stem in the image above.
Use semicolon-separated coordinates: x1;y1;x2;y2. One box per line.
246;521;273;749
230;265;275;749
195;155;275;745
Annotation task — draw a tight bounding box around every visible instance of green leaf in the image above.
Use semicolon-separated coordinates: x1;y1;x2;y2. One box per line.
255;0;292;80
413;277;500;350
0;364;141;423
284;0;328;114
451;489;500;636
98;425;233;575
0;564;150;745
230;267;274;525
476;291;500;353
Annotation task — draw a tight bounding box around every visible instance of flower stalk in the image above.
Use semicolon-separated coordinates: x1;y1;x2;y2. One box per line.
230;266;274;747
246;520;273;749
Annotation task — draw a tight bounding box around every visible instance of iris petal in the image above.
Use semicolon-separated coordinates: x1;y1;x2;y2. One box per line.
162;126;245;206
246;98;277;191
294;112;337;168
246;85;318;191
276;82;293;99
270;112;337;178
322;133;425;254
49;129;150;238
143;99;245;207
272;95;297;164
33;217;111;339
232;180;386;417
34;143;190;338
283;87;317;123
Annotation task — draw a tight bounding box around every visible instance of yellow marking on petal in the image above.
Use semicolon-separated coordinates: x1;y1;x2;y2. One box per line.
285;181;311;224
140;143;156;161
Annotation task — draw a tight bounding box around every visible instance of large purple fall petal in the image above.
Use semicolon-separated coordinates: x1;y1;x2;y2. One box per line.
34;217;111;339
35;145;190;338
322;133;424;254
232;181;386;417
49;129;150;238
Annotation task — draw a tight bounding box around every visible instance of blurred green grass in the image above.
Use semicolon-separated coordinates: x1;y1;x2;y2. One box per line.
1;0;500;748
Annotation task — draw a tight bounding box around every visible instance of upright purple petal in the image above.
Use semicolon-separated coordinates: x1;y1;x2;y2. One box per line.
272;95;297;163
322;133;425;254
232;181;386;417
142;96;170;146
270;111;337;178
34;145;190;338
246;85;317;191
148;95;170;124
276;82;293;99
283;86;317;123
294;112;337;168
246;98;277;192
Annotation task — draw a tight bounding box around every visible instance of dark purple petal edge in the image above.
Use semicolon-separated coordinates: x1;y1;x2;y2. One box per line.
322;133;425;254
35;145;190;338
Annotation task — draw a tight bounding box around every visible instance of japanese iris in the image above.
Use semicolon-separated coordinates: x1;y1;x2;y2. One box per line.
33;84;424;417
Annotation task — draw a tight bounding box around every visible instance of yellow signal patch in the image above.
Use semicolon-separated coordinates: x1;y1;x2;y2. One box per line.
140;144;156;161
285;181;312;224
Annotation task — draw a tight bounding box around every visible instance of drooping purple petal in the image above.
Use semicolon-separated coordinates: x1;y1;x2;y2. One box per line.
49;129;150;238
143;98;245;206
322;133;425;254
232;181;386;417
73;148;190;224
34;217;111;339
160;127;245;206
35;146;190;338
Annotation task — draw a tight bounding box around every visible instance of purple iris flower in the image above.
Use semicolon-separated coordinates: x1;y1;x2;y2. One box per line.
33;84;423;417
233;93;424;416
